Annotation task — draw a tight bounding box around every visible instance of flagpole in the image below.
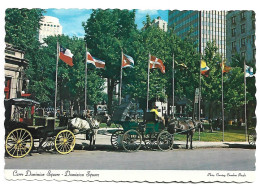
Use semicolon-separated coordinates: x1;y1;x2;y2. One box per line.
85;43;88;116
244;60;247;142
119;49;123;105
172;53;175;118
54;41;59;119
198;55;202;141
221;59;225;142
147;53;150;112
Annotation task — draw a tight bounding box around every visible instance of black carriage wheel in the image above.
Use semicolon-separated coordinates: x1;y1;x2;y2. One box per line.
111;130;124;150
122;129;142;152
248;130;256;146
157;131;174;151
5;128;33;158
144;133;158;150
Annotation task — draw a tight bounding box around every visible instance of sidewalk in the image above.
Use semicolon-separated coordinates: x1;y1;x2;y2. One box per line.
74;128;254;150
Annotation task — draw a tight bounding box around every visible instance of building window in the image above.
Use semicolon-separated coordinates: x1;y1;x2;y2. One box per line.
253;49;256;60
241;11;245;20
4;77;11;99
241;38;246;47
241;24;245;33
232;16;236;24
252;35;255;45
232;28;236;37
252;20;255;29
232;41;236;50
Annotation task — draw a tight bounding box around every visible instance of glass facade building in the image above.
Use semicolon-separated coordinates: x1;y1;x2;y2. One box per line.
168;10;226;58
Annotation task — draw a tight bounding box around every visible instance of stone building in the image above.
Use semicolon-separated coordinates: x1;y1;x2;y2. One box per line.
226;11;256;64
4;43;29;99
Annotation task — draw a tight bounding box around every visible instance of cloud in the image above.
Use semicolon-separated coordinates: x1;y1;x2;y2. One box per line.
45;9;91;37
135;9;159;29
61;14;90;37
135;9;159;20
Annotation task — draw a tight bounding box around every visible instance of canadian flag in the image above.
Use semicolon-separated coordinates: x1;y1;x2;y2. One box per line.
149;55;165;74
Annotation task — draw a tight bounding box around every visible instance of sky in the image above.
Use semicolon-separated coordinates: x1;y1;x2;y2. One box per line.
44;9;168;38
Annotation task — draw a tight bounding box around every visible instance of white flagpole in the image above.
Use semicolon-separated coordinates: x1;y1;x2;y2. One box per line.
85;44;88;115
147;53;150;112
244;60;247;142
172;53;175;118
54;41;59;119
119;49;123;105
221;60;225;142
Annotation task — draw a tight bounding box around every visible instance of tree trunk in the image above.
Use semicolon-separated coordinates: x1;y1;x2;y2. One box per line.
77;99;80;117
107;78;115;115
70;101;74;117
209;102;214;132
60;99;64;115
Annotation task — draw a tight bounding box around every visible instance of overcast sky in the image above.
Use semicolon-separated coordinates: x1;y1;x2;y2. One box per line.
44;9;168;38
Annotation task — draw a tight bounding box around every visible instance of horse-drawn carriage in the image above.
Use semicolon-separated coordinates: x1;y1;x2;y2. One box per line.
4;98;76;158
109;102;174;152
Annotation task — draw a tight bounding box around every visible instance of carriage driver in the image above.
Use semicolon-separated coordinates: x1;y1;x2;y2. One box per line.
150;105;165;126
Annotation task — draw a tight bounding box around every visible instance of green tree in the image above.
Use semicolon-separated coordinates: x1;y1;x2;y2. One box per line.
35;35;105;113
5;8;44;51
82;9;137;114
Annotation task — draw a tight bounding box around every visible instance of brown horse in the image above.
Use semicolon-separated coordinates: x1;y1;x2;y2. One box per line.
168;119;202;149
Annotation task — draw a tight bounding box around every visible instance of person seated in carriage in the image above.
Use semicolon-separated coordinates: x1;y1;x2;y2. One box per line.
150;105;165;126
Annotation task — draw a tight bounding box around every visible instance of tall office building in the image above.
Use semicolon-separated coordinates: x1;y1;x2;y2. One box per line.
168;10;226;58
151;16;168;32
226;11;256;64
39;16;62;44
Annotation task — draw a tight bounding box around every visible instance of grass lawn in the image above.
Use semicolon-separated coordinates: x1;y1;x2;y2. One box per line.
100;123;247;142
174;129;247;142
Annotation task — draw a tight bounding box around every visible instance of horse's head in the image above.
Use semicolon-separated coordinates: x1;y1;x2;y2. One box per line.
91;117;100;129
192;120;204;131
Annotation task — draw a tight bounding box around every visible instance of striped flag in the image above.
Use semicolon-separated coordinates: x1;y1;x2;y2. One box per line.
150;55;165;74
87;52;105;69
201;60;210;77
59;45;74;66
122;54;134;68
220;62;231;73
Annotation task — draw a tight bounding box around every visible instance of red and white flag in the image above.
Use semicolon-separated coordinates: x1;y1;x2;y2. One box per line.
87;52;105;69
59;45;74;66
149;55;165;74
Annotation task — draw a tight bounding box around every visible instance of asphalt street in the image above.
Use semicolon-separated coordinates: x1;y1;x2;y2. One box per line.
5;148;255;170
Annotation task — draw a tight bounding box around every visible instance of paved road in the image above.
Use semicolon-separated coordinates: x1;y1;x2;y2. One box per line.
5;148;255;171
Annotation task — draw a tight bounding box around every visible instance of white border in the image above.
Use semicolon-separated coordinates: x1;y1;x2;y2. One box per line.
1;0;259;187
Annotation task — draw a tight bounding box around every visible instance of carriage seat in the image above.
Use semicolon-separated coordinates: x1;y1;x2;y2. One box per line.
144;112;157;123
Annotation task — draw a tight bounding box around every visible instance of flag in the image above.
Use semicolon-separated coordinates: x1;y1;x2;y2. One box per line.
175;60;188;69
150;55;165;74
245;65;254;77
59;45;74;66
87;52;105;69
122;54;134;68
201;60;210;77
220;62;231;73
